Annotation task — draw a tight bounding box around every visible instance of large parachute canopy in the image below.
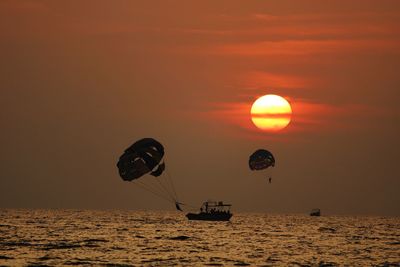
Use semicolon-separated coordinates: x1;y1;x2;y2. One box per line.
116;138;181;211
249;149;275;171
117;138;165;181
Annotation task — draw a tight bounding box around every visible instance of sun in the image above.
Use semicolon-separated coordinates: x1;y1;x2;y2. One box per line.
251;94;292;131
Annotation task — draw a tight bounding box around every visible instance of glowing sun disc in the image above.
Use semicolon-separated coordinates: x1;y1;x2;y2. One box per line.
251;94;292;131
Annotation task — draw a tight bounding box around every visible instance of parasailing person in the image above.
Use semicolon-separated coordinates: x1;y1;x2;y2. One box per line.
249;149;275;183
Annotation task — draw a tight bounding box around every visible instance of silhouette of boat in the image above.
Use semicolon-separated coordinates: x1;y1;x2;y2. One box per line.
310;208;321;216
186;201;232;221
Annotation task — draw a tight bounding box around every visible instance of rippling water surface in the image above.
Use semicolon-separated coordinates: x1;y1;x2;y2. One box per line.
0;210;399;266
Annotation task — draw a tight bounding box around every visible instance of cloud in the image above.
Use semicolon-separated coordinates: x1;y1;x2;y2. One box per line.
209;39;400;56
240;71;315;90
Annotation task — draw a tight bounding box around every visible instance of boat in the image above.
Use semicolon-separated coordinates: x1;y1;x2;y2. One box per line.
310;208;321;216
186;201;232;221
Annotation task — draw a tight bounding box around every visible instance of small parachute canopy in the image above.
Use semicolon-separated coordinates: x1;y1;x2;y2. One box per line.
117;138;165;181
249;149;275;170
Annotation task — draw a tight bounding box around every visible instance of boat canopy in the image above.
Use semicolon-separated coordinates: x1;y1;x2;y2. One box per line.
201;201;231;213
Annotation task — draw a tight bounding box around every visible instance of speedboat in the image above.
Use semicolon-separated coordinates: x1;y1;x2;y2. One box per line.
186;201;232;221
310;208;321;216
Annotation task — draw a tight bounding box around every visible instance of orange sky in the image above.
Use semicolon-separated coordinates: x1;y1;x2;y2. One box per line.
0;0;399;215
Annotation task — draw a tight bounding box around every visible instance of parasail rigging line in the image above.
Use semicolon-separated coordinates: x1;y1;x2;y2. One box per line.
139;177;176;203
154;176;177;202
165;168;179;201
135;177;168;197
133;180;176;204
134;180;173;203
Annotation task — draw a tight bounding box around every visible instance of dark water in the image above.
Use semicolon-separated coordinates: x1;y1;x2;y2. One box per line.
0;210;399;266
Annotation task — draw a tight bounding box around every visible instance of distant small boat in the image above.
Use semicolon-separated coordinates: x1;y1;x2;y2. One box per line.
186;201;232;221
310;208;321;216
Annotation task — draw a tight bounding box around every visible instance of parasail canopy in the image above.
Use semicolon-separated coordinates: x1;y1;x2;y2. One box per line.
117;138;165;181
249;149;275;171
116;138;182;211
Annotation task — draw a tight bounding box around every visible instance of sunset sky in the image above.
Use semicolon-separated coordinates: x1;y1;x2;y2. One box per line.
1;0;399;215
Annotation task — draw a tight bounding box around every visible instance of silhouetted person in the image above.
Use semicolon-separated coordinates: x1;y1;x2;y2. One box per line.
269;177;272;183
175;202;183;211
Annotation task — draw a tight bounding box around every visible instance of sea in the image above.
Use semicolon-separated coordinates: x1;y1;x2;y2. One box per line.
0;210;399;266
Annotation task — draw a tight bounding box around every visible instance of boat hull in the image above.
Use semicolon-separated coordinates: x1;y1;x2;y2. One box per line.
186;212;232;221
310;208;321;216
